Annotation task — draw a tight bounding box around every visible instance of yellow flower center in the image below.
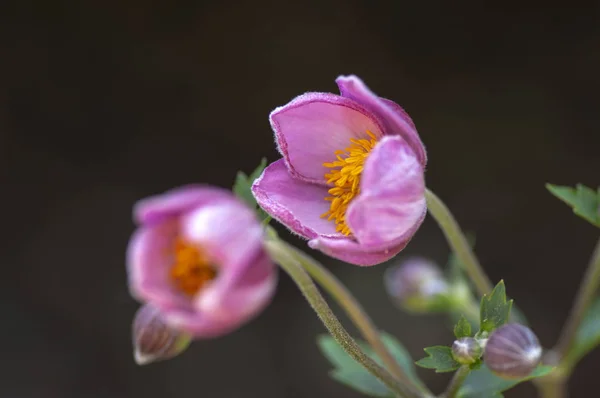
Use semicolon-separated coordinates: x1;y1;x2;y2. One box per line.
170;237;217;296
321;130;378;235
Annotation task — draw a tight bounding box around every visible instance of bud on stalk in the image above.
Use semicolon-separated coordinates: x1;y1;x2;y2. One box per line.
484;323;542;379
452;337;482;365
132;304;191;365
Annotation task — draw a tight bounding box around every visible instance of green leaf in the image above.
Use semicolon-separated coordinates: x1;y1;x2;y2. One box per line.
457;364;554;398
546;183;600;227
565;296;600;365
317;332;426;397
377;334;428;391
329;370;390;397
454;315;472;339
415;346;460;373
232;158;268;218
479;280;513;334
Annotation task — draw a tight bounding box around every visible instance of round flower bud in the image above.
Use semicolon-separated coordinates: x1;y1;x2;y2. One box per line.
484;323;542;379
384;257;449;313
132;304;191;365
452;337;483;365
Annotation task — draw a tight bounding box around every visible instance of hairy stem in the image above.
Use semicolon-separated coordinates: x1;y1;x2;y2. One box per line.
284;241;432;397
556;237;600;363
264;238;420;398
425;189;494;297
441;366;471;398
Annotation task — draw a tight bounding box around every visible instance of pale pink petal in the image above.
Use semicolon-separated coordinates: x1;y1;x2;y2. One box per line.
346;136;426;251
336;75;427;167
252;159;340;238
127;187;277;338
180;198;264;267
308;237;409;266
166;251;277;338
134;185;232;226
271;92;384;185
127;221;190;311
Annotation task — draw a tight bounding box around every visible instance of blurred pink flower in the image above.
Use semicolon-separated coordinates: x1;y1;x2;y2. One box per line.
127;185;277;338
253;75;427;266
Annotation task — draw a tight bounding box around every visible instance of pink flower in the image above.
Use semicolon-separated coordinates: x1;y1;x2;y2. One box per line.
252;75;427;266
127;185;277;338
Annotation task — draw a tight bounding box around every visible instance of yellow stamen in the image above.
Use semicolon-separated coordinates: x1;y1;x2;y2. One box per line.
170;237;217;296
321;130;377;235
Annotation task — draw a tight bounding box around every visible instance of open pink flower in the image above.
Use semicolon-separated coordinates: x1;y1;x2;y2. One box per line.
252;75;427;266
127;185;277;338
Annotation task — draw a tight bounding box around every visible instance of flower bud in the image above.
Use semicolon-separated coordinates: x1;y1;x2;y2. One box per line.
484;324;542;379
452;337;483;365
384;257;449;313
132;304;191;365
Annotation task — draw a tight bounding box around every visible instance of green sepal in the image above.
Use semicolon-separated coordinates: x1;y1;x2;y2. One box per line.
415;346;460;373
454;315;472;339
478;280;512;334
546;183;600;227
232;158;270;220
457;364;554;398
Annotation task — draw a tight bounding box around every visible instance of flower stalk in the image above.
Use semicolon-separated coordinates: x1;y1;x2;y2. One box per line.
263;237;423;398
555;236;600;363
283;240;432;397
441;366;471;398
424;189;494;297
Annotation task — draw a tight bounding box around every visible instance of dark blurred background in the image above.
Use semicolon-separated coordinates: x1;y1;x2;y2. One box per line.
2;0;599;397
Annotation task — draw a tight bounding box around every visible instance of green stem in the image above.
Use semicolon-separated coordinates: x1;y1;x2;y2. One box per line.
534;370;569;398
425;189;494;297
263;238;419;398
441;366;471;398
555;237;600;363
283;241;432;397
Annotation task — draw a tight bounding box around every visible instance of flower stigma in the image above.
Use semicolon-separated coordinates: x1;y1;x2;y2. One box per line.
321;130;378;235
170;237;217;296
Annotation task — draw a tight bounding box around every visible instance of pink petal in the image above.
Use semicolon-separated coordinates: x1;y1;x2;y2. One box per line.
165;251;277;338
336;75;427;167
134;185;232;226
180;198;264;267
271;92;384;185
308;237;408;266
252;159;340;238
346;135;426;251
127;221;190;311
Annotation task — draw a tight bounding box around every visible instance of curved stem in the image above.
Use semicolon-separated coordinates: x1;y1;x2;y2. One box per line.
263;238;419;398
425;189;494;297
283;241;432;397
441;366;471;398
555;237;600;362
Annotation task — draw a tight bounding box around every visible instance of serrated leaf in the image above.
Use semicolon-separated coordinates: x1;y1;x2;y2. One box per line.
546;183;600;227
454;315;472;338
565;296;600;366
457;364;554;398
317;332;426;397
416;346;460;373
330;370;390;397
479;281;513;333
232;158;268;219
